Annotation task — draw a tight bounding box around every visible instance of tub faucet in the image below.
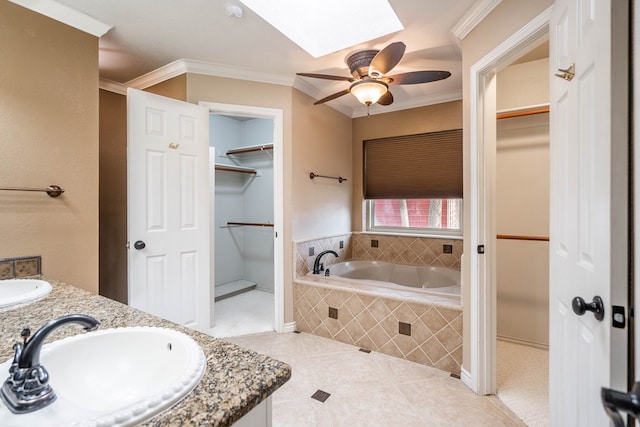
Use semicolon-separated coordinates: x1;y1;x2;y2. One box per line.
1;314;100;414
313;250;339;274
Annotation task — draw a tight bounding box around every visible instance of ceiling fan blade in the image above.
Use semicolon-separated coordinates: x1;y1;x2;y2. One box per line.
369;42;406;77
387;70;451;85
377;90;394;106
297;73;355;82
314;88;351;105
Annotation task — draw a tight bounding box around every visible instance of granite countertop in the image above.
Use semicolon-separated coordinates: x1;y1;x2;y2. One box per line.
0;278;291;426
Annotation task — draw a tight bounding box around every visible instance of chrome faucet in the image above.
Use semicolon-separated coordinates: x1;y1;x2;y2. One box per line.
313;250;339;274
1;314;100;414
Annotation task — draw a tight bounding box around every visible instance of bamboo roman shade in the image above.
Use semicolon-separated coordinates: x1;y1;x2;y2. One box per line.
363;129;463;199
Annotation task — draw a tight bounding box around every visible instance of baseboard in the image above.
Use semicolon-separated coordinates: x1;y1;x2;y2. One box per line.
460;366;473;389
281;322;296;333
497;335;549;350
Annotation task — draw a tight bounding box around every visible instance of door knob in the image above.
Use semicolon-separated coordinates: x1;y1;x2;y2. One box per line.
602;382;640;427
571;295;604;321
133;240;146;250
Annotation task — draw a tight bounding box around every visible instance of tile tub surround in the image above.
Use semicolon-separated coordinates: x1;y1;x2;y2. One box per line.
294;233;463;279
0;278;291;426
295;233;353;277
352;233;463;270
294;281;463;374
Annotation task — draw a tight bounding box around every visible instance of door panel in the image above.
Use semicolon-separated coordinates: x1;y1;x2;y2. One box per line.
549;0;627;425
128;89;210;333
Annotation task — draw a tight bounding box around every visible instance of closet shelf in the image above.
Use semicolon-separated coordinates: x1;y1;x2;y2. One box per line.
226;144;273;155
226;222;274;227
214;163;257;174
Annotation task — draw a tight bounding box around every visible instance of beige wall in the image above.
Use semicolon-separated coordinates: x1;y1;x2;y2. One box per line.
0;2;99;293
145;74;187;101
461;0;554;371
99;89;128;303
291;90;352;239
351;101;463;231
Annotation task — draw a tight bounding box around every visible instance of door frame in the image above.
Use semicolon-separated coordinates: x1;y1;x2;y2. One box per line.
465;7;551;395
199;101;285;333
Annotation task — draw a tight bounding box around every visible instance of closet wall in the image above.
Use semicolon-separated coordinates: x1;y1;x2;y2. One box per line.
496;57;549;347
210;115;274;295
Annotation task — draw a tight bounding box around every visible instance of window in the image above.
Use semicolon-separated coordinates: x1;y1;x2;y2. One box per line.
363;129;463;236
367;199;462;235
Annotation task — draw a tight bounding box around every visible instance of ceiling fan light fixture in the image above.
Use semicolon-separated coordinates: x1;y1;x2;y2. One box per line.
350;80;388;105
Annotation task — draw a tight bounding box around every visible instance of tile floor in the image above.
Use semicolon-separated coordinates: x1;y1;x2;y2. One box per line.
227;331;527;426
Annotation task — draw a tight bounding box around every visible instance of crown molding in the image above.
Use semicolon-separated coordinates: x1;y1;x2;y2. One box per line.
97;58;460;118
99;78;127;95
451;0;503;44
351;91;462;118
9;0;112;37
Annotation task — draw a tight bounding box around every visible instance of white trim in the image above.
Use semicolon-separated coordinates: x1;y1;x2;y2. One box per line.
127;60;188;90
99;78;127;95
460;366;473;388
199;101;286;334
281;322;297;334
9;0;112;37
468;6;551;395
292;78;353;118
451;0;503;44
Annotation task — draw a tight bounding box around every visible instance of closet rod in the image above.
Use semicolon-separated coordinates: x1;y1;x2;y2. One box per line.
496;107;549;120
226;144;274;155
497;234;549;242
309;172;347;183
0;185;64;198
214;165;257;174
227;222;274;227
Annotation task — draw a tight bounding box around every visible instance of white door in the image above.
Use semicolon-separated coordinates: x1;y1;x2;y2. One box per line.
128;89;211;333
549;0;628;425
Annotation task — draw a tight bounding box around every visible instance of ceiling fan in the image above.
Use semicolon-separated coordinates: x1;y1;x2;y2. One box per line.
297;42;451;107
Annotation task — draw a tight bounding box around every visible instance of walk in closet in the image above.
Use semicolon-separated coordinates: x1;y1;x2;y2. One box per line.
209;114;275;327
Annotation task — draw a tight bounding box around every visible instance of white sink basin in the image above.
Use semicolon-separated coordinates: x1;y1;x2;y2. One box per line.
0;279;52;311
0;326;206;426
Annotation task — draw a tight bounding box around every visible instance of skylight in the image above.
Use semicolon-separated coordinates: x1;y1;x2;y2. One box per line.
239;0;404;58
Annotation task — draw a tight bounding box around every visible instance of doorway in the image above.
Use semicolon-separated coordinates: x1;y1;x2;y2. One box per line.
466;9;551;395
199;101;285;338
494;48;550;425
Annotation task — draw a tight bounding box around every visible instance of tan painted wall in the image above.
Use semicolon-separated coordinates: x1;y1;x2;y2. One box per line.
291;90;352;239
99;89;128;303
145;74;187;101
461;0;554;371
0;2;99;293
351;101;463;231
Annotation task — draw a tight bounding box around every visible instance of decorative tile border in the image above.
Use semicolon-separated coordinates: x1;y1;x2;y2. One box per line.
0;256;41;279
294;282;463;374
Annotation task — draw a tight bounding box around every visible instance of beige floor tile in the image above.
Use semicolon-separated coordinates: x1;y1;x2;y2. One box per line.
398;377;526;426
230;332;528;427
323;384;425;427
272;397;333;427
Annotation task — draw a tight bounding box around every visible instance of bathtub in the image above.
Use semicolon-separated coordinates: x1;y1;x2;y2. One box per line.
307;260;460;301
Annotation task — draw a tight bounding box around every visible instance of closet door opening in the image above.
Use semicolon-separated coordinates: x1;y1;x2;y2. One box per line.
200;102;284;338
494;44;550;425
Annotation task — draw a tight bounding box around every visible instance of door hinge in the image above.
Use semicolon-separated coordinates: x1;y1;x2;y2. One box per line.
477;245;485;254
